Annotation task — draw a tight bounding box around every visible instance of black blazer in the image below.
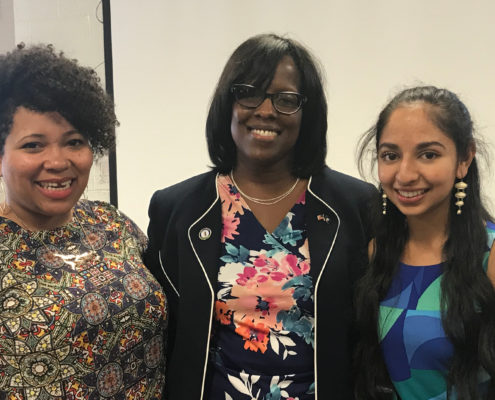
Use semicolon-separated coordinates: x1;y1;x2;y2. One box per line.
145;166;377;399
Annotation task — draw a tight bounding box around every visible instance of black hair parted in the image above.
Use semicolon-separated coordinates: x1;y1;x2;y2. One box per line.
0;43;117;154
355;85;495;399
206;33;327;178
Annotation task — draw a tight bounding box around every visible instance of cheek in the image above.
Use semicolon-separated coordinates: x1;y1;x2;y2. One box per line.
377;164;392;185
78;150;94;174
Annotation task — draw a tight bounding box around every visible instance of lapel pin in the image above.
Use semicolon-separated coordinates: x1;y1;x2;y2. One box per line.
317;214;330;223
199;227;212;240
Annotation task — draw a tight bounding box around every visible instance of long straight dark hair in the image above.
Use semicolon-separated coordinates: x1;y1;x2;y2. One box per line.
355;86;495;399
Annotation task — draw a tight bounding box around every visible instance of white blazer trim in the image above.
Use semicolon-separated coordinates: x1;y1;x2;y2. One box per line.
187;173;220;400
307;175;341;399
158;250;180;298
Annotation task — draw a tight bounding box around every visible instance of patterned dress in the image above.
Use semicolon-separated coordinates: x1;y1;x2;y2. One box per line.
206;175;315;400
0;200;167;399
379;222;495;399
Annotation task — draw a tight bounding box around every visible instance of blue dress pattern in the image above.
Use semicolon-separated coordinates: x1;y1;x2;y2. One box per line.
206;175;315;400
379;221;495;399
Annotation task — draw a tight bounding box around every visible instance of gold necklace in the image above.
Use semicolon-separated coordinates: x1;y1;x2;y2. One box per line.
229;171;300;205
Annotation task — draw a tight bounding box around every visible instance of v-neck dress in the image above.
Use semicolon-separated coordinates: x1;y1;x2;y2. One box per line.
206;175;315;400
379;221;495;399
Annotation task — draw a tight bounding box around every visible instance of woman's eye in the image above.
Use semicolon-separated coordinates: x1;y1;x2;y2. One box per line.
380;152;398;161
21;142;42;150
67;138;86;147
421;151;438;160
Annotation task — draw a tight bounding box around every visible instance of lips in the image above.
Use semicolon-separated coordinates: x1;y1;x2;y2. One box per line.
250;128;278;137
36;179;74;191
397;189;427;198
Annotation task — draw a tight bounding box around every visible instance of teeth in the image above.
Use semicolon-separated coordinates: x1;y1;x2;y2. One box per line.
39;180;72;190
252;129;277;137
398;190;425;198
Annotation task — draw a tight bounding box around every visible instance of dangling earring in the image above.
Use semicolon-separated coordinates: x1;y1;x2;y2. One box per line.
0;177;6;214
381;190;388;215
454;179;468;215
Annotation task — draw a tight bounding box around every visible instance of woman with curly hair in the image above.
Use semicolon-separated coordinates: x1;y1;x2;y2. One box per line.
355;86;495;399
0;44;167;399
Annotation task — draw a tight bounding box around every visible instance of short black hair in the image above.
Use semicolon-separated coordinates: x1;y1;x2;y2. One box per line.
0;43;117;154
206;33;327;178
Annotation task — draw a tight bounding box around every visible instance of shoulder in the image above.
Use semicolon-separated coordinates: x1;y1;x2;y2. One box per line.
150;171;217;206
486;220;495;249
77;199;146;244
309;166;378;205
486;221;495;285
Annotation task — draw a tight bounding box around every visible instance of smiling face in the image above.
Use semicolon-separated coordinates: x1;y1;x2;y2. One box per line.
377;104;473;222
0;107;93;229
231;56;303;172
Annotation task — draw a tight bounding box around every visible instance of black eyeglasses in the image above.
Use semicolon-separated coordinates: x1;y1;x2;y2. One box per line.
231;84;307;115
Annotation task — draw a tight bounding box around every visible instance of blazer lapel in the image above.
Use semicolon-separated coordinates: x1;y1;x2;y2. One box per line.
305;187;340;284
188;194;223;288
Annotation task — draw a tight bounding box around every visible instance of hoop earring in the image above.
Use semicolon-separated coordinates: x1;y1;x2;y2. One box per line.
0;177;6;214
454;179;468;215
381;189;388;215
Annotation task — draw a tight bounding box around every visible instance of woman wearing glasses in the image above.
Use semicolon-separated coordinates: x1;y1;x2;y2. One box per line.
146;33;376;399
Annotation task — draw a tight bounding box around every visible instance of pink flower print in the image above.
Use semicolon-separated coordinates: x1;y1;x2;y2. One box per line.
236;266;257;286
299;260;310;274
228;279;295;329
218;175;248;216
282;254;301;275
270;271;287;281
296;190;306;204
221;215;240;243
253;254;268;267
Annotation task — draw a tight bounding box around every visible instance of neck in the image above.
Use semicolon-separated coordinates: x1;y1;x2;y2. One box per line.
403;209;449;263
1;203;74;231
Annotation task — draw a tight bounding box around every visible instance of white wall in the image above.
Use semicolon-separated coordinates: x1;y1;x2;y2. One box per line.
0;0;110;202
111;0;495;231
0;0;15;53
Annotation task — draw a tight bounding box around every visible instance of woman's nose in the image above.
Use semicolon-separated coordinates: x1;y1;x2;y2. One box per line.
396;159;419;184
254;97;276;118
42;147;70;170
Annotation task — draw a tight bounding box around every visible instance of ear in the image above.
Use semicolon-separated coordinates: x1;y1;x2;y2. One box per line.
456;143;475;179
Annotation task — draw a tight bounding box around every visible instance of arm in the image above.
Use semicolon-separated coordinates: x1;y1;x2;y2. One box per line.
488;242;495;288
144;190;179;374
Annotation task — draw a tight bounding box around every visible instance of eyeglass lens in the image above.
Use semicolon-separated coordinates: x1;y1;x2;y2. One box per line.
233;85;303;114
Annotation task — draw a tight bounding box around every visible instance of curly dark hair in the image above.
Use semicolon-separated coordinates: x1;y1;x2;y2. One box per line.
0;43;117;154
355;86;495;399
206;33;327;178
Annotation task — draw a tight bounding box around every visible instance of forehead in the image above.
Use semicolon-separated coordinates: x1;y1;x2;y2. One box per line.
8;107;75;139
380;104;454;147
269;56;300;90
242;55;300;89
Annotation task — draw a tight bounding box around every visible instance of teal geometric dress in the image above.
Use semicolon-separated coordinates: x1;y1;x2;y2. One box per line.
379;221;495;399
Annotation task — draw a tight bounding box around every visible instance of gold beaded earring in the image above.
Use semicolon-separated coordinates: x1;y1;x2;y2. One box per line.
454;179;468;215
381;190;388;215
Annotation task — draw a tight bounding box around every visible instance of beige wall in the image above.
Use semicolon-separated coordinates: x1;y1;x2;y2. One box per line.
111;0;495;231
0;0;110;202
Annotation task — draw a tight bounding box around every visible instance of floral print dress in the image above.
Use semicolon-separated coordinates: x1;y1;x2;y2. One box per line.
0;200;167;399
206;175;315;400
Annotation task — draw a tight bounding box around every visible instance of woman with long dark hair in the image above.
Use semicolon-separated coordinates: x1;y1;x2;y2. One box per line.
355;86;495;399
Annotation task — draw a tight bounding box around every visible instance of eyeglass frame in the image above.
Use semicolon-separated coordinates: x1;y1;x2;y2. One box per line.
230;83;307;115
